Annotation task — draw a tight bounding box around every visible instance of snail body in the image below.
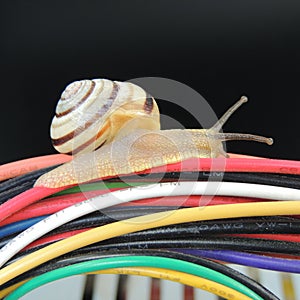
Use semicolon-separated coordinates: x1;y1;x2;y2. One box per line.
35;79;273;188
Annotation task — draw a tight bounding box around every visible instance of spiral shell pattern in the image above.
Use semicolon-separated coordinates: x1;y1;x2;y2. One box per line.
51;79;160;155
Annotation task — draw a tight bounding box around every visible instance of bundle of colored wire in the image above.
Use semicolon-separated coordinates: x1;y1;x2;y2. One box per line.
1;154;300;299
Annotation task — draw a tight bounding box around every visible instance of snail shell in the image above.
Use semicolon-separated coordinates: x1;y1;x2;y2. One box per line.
51;79;160;155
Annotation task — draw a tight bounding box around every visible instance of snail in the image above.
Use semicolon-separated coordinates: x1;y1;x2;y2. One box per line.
35;79;273;188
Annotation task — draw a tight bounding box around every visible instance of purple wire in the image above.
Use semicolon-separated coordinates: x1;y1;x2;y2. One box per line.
175;249;300;273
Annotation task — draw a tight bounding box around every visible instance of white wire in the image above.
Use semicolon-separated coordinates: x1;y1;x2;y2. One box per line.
1;180;300;268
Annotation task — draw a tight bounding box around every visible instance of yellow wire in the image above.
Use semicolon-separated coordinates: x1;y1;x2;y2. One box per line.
0;268;251;300
0;281;26;298
93;267;252;300
1;200;300;285
281;273;296;300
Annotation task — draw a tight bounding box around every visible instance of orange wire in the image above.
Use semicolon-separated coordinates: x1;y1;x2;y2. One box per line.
0;154;72;181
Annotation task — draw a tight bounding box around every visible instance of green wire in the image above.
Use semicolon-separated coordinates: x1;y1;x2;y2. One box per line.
5;256;263;300
53;181;149;196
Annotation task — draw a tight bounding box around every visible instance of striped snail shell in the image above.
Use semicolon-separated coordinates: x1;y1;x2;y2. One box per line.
50;79;160;155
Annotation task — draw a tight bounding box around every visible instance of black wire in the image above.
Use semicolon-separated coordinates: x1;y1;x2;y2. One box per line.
113;171;300;190
0;214;297;249
116;275;127;300
0;181;33;204
2;166;300;204
8;235;300;272
0;165;60;204
82;275;96;300
0;165;58;192
0;249;279;300
90;236;300;255
2;215;300;253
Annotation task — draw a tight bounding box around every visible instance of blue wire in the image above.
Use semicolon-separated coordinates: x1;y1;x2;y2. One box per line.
0;215;48;239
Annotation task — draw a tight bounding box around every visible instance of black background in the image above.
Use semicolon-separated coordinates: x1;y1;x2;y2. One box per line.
1;0;300;164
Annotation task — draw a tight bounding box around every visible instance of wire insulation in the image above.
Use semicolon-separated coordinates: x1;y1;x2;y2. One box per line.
4;256;262;300
2;154;300;300
177;249;300;273
0;249;278;300
0;154;71;182
0;186;65;222
34;156;300;188
3;214;298;247
2;181;300;267
0;269;252;300
1;200;300;285
0;194;262;227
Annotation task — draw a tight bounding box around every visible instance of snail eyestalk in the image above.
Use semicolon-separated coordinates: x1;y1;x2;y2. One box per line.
211;133;274;145
212;96;248;132
210;95;273;146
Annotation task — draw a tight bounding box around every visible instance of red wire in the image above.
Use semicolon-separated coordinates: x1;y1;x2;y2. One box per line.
0;186;66;222
122;195;263;207
2;156;300;224
21;230;300;254
184;285;194;300
1;194;263;226
263;253;300;260
23;228;91;251
150;278;160;300
0;153;260;182
0;189;115;226
144;157;300;176
28;157;300;187
232;233;300;243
